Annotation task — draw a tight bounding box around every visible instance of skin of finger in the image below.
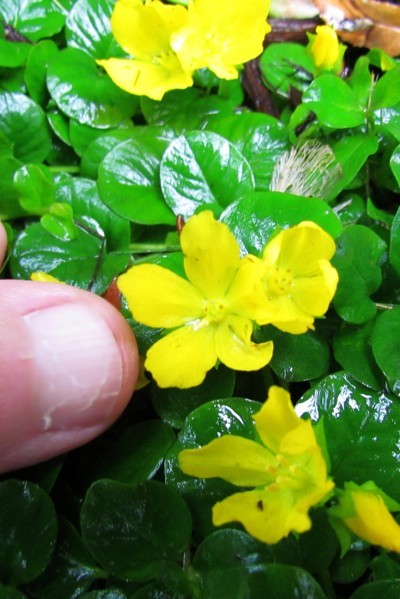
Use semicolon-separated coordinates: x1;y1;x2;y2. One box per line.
0;280;139;473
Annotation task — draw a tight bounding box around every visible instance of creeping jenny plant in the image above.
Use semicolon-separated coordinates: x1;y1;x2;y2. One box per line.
3;0;400;595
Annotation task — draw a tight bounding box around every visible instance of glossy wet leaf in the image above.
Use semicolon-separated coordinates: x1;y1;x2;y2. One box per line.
333;319;385;390
371;306;400;395
0;155;25;220
0;39;30;68
0;480;57;585
26;519;103;599
0;0;66;41
371;66;400;111
332;225;386;324
302;75;366;128
389;204;400;275
75;421;176;488
160;131;255;219
260;43;314;98
349;579;400;598
192;529;273;598
165;398;261;538
14;164;55;214
81;480;192;581
207;112;290;191
98;130;175;225
24;40;59;106
297;372;400;499
152;365;236;429
0;92;51;163
331;546;371;584
80;129;137;179
241;564;327;599
220;191;342;255
47;48;137;128
66;0;121;59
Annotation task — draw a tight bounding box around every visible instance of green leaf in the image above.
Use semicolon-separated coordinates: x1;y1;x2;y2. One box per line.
297;372;400;499
265;327;330;382
333;319;385;390
80;129;137;179
26;519;103;599
0;0;66;41
75;421;176;488
220;191;342;255
66;0;122;59
24;40;59;106
371;553;400;581
165;398;261;538
328;134;379;199
332;225;386;324
98;130;176;225
0;480;57;585
14;164;55;214
371;306;400;395
348;56;374;108
259;43;314;98
151;365;236;428
330;545;371;584
371;66;400;110
0;92;51;162
389;204;400;277
302;75;365;128
81;480;192;581
0;583;26;598
160;131;255;219
0;39;30;68
241;564;327;599
206;112;290;191
192;529;273;598
349;580;400;599
47;48;137;128
0;155;25;220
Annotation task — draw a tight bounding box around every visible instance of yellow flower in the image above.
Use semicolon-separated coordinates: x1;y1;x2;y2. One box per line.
244;221;338;334
331;482;400;553
97;0;193;101
179;386;334;544
307;25;345;72
170;0;271;79
30;271;63;283
117;211;273;389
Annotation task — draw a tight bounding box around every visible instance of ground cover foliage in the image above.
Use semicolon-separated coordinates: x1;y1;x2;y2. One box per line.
1;0;400;597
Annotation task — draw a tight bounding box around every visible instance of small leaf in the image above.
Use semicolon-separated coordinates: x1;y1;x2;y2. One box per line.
66;0;122;59
371;306;400;395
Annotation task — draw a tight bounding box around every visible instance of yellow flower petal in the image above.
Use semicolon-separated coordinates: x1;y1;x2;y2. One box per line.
309;25;341;70
291;262;339;316
117;263;204;328
212;487;312;544
253;386;304;453
30;271;63;283
97;56;193;101
215;315;273;371
341;486;400;552
179;436;275;487
145;322;217;388
181;211;240;298
111;0;188;59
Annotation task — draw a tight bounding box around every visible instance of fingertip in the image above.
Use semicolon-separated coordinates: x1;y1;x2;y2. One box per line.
0;222;7;266
0;281;139;473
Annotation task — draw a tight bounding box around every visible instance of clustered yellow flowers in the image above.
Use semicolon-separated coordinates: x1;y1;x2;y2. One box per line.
97;0;271;100
118;211;338;388
179;386;400;552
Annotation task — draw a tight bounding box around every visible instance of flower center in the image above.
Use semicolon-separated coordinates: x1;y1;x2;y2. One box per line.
203;298;227;323
265;267;293;297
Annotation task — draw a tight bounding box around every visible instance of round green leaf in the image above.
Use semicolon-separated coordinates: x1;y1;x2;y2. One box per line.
371;306;400;394
389;204;400;275
151;364;236;428
350;579;400;599
0;39;30;68
0;155;25;220
81;480;192;581
296;372;400;499
66;0;122;59
0;583;26;598
80;129;136;179
24;40;59;106
26;519;103;599
165;398;261;538
0;92;51;162
331;546;371;585
0;480;57;585
193;529;273;598
245;564;327;599
47;48;137;128
0;0;66;41
265;327;330;382
75;421;176;488
207;112;290;191
302;75;365;129
333;320;385;390
98;130;175;225
260;42;314;98
14;163;55;215
160;131;255;218
220;191;342;255
333;225;386;324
